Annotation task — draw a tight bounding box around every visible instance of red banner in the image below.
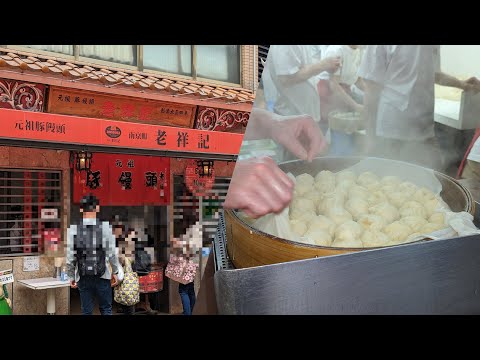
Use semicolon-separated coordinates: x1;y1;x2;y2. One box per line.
0;108;243;155
73;153;170;206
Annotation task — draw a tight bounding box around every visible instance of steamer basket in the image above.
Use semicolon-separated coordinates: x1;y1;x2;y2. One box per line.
226;157;475;269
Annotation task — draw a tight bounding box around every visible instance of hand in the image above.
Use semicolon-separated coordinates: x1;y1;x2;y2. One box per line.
6;298;11;308
353;103;364;114
70;280;78;289
223;157;295;219
110;274;119;287
321;56;341;73
462;77;480;93
465;77;480;86
271;114;326;162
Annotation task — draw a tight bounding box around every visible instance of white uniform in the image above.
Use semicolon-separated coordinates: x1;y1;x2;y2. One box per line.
266;45;325;122
322;45;362;86
358;45;441;141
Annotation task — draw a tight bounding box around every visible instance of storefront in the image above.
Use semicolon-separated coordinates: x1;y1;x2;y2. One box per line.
0;45;256;314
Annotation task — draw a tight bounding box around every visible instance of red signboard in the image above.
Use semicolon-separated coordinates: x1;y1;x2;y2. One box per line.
73;153;170;206
0;108;243;155
184;159;215;197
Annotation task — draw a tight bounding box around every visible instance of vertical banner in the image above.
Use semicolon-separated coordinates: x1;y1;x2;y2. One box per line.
73;153;170;206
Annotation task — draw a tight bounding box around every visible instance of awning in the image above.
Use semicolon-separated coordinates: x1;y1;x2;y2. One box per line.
0;108;243;161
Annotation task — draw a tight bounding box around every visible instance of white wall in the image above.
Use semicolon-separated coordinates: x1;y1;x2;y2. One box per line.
440;45;480;79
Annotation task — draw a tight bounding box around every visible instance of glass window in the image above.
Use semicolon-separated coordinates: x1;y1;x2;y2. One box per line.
196;45;240;84
21;45;73;55
143;45;192;76
79;45;137;66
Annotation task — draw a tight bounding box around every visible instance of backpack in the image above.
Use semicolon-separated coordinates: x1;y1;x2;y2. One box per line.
74;221;106;277
133;246;152;276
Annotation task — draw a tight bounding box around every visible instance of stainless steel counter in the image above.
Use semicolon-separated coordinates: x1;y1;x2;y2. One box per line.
213;206;480;314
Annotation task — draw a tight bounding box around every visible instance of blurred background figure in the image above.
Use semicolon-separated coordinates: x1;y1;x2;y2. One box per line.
317;45;365;156
166;222;202;315
358;45;479;171
265;45;340;160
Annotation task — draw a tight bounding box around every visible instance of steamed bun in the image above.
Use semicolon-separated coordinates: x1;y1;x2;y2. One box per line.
308;215;336;237
386;191;409;208
357;171;380;187
290;197;316;214
303;228;333;246
345;197;370;220
315;170;335;184
369;202;400;224
317;192;346;215
334;220;363;242
290;220;308;236
357;214;387;232
348;185;370;200
399;201;427;219
398;181;418;196
399;216;428;232
384;221;413;243
294;173;315;196
413;187;436;203
325;207;353;226
361;230;391;248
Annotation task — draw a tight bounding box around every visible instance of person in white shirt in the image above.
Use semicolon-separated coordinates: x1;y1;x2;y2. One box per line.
318;45;364;120
265;45;340;160
358;45;479;170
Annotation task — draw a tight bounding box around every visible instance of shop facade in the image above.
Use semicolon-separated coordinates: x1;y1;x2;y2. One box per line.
0;45;257;314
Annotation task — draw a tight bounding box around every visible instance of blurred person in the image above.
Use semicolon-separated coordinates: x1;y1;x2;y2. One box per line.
266;45;340;159
358;45;479;170
115;228;142;315
317;45;365;156
224;108;326;219
66;195;120;315
166;223;202;315
318;45;364;118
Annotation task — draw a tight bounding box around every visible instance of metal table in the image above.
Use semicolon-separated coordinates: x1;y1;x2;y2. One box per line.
212;206;480;315
17;277;70;315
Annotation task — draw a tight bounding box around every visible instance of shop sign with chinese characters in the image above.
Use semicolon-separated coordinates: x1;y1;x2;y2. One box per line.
47;87;195;128
184;159;215;197
0;108;243;156
73;153;170;206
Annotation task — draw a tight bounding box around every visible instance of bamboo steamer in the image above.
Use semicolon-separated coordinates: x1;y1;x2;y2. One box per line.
226;157;476;269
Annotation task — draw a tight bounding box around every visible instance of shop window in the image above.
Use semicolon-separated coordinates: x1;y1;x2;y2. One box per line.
196;45;240;84
143;45;192;76
79;45;137;66
0;170;62;257
20;45;74;55
12;45;242;85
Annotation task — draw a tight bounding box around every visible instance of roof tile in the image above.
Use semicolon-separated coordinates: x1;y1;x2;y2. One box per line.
0;47;255;104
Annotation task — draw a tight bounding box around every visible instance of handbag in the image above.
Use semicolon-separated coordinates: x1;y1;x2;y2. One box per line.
114;258;140;306
165;254;198;285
